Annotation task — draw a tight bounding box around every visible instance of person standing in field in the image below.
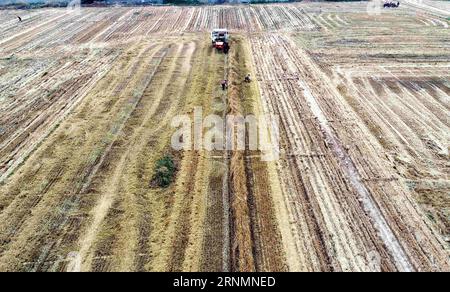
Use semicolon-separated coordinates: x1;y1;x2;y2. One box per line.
245;73;252;83
221;79;228;91
223;42;230;54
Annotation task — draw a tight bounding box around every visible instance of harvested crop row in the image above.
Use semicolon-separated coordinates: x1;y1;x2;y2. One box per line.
0;40;173;271
226;36;287;272
250;33;449;271
293;10;449;258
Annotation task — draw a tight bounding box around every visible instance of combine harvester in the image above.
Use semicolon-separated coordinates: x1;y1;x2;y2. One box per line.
211;28;229;53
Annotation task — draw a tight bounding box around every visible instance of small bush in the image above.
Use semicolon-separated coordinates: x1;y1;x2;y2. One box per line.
152;156;176;188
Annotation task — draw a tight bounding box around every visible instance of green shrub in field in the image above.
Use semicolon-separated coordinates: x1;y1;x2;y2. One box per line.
153;156;176;188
